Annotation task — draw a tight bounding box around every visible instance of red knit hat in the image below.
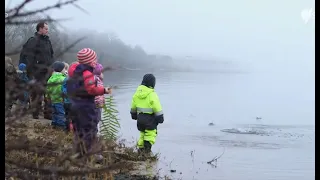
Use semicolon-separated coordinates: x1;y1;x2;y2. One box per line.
77;48;97;64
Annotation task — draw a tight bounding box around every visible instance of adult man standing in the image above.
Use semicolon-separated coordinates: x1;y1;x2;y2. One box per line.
20;21;54;119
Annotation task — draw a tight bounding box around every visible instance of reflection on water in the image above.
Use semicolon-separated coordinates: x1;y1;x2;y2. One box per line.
220;128;267;135
104;70;315;180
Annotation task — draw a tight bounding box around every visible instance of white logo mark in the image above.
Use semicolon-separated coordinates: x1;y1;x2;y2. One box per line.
301;8;315;24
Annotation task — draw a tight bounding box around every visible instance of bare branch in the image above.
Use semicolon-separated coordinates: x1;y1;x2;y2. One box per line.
5;0;34;15
72;3;90;15
54;37;87;59
6;0;79;19
6;18;70;26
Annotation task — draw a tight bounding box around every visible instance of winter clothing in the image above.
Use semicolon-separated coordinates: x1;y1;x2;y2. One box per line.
67;49;105;154
18;63;27;72
20;32;54;80
93;63;105;136
62;77;70;104
64;103;72;131
17;63;30;108
77;48;97;65
141;74;156;89
68;62;80;76
20;32;54;73
130;74;164;153
94;63;105;108
17;63;29;82
62;76;72;131
20;32;54;119
94;76;105;107
93;63;103;75
46;72;67;128
97;108;102;136
46;72;66;103
51;103;66;128
52;61;66;72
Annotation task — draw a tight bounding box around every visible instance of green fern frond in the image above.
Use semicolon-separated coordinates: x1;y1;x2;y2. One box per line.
100;95;121;141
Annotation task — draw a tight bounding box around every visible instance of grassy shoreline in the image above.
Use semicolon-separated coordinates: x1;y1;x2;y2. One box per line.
5;118;165;180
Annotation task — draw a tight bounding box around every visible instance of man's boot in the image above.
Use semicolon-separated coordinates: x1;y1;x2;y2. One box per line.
32;112;39;119
43;98;52;120
31;96;41;119
22;106;28;115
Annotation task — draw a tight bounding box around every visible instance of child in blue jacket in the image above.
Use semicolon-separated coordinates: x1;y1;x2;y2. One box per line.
17;63;30;112
62;62;72;131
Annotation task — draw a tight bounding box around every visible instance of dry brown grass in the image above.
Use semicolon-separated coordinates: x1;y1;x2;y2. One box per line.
5;119;159;180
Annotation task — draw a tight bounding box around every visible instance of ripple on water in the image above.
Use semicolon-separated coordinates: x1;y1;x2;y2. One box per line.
219;124;314;141
186;124;314;150
189;134;283;149
218;139;281;149
220;128;268;135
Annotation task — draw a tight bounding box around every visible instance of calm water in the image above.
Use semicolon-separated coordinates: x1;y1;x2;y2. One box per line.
104;69;314;180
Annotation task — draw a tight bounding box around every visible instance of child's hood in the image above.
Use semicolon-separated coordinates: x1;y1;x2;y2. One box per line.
134;85;154;99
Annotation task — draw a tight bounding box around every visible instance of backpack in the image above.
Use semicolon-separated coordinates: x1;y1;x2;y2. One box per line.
19;37;35;64
66;72;91;98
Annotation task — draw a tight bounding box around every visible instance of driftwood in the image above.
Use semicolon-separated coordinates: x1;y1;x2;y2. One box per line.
207;147;225;168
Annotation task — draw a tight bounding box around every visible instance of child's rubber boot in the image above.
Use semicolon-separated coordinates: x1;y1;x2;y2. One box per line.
143;141;152;157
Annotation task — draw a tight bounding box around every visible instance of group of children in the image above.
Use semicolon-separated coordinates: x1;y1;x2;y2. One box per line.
5;55;106;136
46;60;106;133
6;47;165;156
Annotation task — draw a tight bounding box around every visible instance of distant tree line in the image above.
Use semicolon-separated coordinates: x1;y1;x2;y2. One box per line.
5;15;174;70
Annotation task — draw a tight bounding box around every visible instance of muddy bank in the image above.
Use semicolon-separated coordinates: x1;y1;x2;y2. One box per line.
5;118;164;180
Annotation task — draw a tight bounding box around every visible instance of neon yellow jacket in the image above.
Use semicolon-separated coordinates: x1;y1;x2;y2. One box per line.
130;85;164;124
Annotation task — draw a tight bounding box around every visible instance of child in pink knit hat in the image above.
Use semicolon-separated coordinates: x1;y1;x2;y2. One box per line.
93;63;105;108
67;48;111;162
93;63;105;136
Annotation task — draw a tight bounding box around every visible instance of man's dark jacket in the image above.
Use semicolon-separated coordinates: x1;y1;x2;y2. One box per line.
20;32;54;80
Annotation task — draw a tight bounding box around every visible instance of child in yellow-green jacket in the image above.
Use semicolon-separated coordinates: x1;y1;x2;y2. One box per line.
46;61;67;129
130;74;164;153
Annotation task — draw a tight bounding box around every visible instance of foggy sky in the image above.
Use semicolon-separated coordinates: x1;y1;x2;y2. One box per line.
6;0;314;74
6;0;315;125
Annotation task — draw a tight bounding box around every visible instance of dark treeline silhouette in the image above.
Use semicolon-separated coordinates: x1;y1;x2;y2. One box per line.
5;16;175;71
66;29;175;70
